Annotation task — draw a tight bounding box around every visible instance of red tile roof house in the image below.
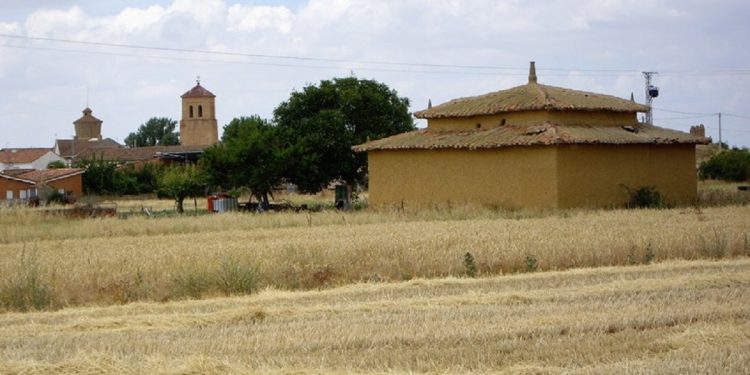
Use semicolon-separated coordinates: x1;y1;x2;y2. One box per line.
0;168;84;205
0;148;65;172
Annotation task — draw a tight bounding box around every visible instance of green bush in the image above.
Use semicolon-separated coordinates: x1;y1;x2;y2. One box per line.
699;148;750;182
625;186;665;209
47;160;67;169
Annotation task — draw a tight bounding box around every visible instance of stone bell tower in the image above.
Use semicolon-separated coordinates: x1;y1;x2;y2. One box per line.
179;77;218;146
73;107;102;140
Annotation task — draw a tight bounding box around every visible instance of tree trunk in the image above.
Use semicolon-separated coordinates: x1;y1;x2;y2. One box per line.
176;197;184;213
260;192;270;211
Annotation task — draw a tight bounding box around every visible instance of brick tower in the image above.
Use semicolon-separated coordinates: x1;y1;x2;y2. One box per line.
73;107;102;140
179;78;218;146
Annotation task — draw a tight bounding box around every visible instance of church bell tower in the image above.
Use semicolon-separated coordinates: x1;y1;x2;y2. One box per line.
179;77;218;146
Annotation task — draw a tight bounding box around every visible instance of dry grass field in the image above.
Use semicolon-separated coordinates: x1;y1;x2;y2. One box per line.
1;202;749;311
1;258;748;374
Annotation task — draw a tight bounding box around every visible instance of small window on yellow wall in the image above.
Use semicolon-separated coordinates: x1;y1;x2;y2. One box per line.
198;105;203;117
189;105;194;118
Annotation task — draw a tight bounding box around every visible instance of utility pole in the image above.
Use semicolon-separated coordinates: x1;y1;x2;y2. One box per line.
718;112;722;149
642;72;659;125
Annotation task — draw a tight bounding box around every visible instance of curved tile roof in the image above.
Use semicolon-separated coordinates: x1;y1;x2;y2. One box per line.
414;83;650;119
353;122;710;152
181;83;215;98
74;107;103;124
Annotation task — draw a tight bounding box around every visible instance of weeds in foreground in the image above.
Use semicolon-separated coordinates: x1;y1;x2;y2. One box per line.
643;243;656;264
524;255;539;273
463;252;477;278
172;257;259;300
0;247;52;311
217;257;258;296
699;229;730;259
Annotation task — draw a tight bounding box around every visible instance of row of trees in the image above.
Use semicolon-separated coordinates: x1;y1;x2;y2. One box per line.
80;77;415;212
202;77;414;208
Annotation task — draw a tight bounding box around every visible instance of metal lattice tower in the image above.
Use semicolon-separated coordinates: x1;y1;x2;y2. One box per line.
642;71;658;124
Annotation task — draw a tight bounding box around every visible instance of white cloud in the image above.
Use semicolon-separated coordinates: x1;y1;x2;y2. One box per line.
0;22;20;34
227;4;295;33
24;6;88;37
1;0;749;147
169;0;227;26
107;6;168;35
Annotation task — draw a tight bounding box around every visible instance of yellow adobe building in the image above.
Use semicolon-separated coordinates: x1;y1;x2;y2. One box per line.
353;62;710;209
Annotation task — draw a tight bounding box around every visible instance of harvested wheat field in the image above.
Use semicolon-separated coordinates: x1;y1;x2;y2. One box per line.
1;258;749;374
1;205;750;310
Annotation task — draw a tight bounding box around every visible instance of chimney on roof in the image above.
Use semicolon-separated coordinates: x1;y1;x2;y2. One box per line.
630;92;635;102
528;61;537;84
428;99;432;109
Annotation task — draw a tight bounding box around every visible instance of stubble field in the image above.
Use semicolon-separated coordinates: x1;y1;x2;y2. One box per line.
0;193;749;373
1;202;749;310
1;258;748;374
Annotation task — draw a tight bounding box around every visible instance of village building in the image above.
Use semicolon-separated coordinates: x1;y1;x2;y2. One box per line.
0;168;84;204
54;107;122;164
354;62;710;209
0;148;64;172
82;80;219;164
179;79;219;147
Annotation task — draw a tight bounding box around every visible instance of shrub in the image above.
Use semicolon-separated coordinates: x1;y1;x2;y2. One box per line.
524;255;538;273
216;257;258;296
643;243;656;264
624;186;665;209
463;252;477;278
0;249;52;311
47;160;67;169
171;268;211;299
699;148;750;182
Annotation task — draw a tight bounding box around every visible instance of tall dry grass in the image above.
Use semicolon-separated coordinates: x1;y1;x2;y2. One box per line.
1;203;749;311
1;258;748;374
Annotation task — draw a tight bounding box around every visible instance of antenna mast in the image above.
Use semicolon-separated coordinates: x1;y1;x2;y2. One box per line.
642;71;659;124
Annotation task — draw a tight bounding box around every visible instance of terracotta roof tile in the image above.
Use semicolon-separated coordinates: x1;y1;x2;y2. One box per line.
0;148;53;164
74;107;103;124
56;138;122;158
0;168;85;184
353;123;710;152
181;83;215;98
79;145;210;162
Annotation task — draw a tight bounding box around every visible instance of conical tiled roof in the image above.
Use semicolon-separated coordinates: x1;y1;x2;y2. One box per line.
73;107;102;124
415;62;649;119
181;83;215;98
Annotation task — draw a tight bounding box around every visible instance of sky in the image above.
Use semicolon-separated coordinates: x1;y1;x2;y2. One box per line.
1;0;749;148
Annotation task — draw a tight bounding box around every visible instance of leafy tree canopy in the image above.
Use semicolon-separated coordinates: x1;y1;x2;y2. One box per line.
157;164;207;213
699;148;750;182
201;116;286;208
274;76;414;193
125;117;180;147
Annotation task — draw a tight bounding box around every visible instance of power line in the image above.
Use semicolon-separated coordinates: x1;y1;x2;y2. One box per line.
3;33;750;77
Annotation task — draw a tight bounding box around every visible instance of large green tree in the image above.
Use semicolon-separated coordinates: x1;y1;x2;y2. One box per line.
274;77;414;194
125;117;180;147
699;148;750;182
201;116;286;209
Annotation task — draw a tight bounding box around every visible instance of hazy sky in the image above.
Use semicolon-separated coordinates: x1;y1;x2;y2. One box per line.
1;0;749;148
